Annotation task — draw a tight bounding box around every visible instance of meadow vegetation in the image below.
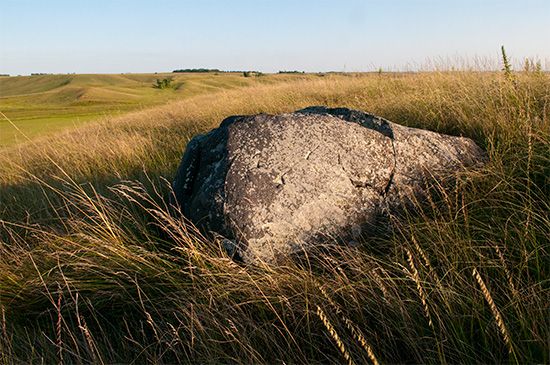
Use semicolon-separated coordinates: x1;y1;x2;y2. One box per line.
0;72;303;147
0;68;548;363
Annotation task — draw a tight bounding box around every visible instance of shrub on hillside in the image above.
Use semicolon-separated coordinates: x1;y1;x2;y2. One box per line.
153;77;174;89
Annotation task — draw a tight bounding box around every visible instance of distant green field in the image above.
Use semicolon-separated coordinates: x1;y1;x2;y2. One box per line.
0;72;306;147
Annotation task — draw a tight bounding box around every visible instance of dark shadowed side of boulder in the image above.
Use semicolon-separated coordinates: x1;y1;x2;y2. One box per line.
172;107;487;263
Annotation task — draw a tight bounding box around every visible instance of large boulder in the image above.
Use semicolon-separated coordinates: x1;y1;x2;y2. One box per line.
172;107;487;263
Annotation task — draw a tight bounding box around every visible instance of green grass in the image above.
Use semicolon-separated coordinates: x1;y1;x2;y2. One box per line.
1;113;113;146
0;70;548;364
0;72;309;146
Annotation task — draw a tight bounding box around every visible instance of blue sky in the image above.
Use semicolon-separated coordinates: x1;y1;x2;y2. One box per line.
1;0;549;74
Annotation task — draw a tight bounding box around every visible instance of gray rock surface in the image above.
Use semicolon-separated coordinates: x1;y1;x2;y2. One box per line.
172;107;487;263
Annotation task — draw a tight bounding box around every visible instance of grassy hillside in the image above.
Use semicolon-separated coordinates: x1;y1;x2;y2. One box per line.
0;72;309;146
0;71;548;363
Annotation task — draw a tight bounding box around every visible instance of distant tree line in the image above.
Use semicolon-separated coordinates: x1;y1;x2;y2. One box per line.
172;69;267;76
242;71;263;77
173;68;221;73
278;70;305;74
0;74;9;77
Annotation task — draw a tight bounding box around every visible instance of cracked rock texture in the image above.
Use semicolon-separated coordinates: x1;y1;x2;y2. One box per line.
173;107;487;263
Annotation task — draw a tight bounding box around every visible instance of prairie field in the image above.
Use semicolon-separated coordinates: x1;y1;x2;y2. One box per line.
0;70;549;363
0;72;303;147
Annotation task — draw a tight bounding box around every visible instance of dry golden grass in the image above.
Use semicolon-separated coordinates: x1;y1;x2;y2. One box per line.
316;305;355;365
472;267;515;356
0;70;549;363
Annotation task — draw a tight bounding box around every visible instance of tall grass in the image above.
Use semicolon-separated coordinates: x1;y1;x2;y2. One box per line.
0;70;549;363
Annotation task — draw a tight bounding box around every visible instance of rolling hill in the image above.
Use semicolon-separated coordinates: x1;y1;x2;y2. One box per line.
0;72;309;146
